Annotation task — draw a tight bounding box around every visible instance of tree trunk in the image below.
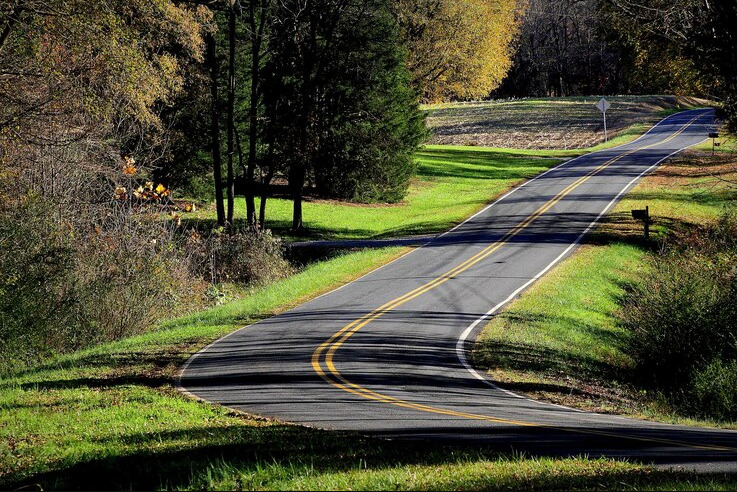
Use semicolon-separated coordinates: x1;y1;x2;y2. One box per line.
226;1;237;226
259;166;274;228
290;164;305;231
291;3;316;232
206;33;226;227
245;0;263;228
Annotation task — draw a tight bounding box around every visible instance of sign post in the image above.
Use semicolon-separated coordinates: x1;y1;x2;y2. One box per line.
595;98;610;142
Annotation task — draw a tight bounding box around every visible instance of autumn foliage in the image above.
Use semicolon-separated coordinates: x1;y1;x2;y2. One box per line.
394;0;524;102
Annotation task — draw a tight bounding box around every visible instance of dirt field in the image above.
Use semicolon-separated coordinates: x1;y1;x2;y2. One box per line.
425;95;711;149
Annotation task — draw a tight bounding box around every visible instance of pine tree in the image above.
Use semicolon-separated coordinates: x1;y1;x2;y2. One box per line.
262;0;426;229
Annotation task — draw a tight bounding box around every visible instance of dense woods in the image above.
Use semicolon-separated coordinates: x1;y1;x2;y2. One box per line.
499;0;737;123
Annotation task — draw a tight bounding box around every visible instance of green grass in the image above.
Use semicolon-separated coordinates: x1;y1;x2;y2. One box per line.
473;142;737;423
190;146;565;240
191;135;656;241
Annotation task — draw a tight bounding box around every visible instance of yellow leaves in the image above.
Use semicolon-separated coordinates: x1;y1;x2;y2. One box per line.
170;212;182;226
183;203;196;213
400;0;524;102
114;187;127;200
118;179;171;203
122;156;137;175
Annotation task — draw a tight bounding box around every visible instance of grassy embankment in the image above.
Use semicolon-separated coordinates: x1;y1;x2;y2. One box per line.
473;133;737;427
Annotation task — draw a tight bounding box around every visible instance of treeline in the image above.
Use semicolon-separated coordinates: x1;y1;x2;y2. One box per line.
497;0;737;128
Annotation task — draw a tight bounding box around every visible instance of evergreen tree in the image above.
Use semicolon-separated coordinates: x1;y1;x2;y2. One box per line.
313;3;427;203
263;0;426;229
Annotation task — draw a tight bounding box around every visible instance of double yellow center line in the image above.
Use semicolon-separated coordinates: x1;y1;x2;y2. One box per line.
310;114;734;452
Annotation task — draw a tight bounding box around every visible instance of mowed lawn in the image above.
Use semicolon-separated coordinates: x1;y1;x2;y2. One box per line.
473;142;737;425
190;146;567;240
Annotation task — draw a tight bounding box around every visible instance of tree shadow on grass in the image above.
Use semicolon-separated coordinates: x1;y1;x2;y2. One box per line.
8;421;737;491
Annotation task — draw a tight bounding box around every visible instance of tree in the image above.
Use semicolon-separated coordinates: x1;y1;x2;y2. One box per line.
607;0;737;125
263;0;425;230
206;30;227;226
244;0;271;228
312;6;426;202
497;0;625;97
393;0;524;102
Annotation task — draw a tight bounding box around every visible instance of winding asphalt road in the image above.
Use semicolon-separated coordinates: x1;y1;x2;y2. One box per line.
180;109;737;471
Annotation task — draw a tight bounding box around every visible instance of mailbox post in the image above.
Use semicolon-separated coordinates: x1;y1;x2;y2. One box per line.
631;206;650;239
709;132;721;155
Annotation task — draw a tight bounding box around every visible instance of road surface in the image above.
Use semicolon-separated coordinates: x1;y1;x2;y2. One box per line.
180;109;737;471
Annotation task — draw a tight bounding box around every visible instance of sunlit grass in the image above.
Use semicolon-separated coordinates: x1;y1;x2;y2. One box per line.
191;146;565;240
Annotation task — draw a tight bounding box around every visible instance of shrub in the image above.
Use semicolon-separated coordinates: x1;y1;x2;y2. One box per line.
620;210;737;419
187;229;292;286
0;196;202;372
691;359;737;420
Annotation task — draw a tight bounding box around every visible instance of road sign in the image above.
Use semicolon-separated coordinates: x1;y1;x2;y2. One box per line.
596;98;610;113
595;98;610;142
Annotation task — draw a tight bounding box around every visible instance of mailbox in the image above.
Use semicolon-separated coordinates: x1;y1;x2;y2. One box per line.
709;132;720;139
631;209;649;221
632;206;651;239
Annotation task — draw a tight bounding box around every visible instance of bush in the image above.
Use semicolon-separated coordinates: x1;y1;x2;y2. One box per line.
187;229;292;286
0;196;202;372
620;210;737;419
691;359;737;420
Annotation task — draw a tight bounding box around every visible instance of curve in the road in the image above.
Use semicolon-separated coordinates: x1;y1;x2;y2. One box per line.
180;109;737;471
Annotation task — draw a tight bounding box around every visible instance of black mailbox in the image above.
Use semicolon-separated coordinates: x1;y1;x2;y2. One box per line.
631;209;649;221
632;206;651;239
709;132;720;139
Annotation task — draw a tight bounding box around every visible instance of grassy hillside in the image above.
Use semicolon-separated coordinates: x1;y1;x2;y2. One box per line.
192;135;660;241
190;146;567;239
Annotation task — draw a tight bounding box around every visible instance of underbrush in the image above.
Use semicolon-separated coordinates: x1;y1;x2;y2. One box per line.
0;196;203;372
621;211;737;421
0;194;292;374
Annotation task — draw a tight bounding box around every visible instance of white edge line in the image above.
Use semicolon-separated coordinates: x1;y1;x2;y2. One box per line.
177;110;711;400
455;129;711;410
